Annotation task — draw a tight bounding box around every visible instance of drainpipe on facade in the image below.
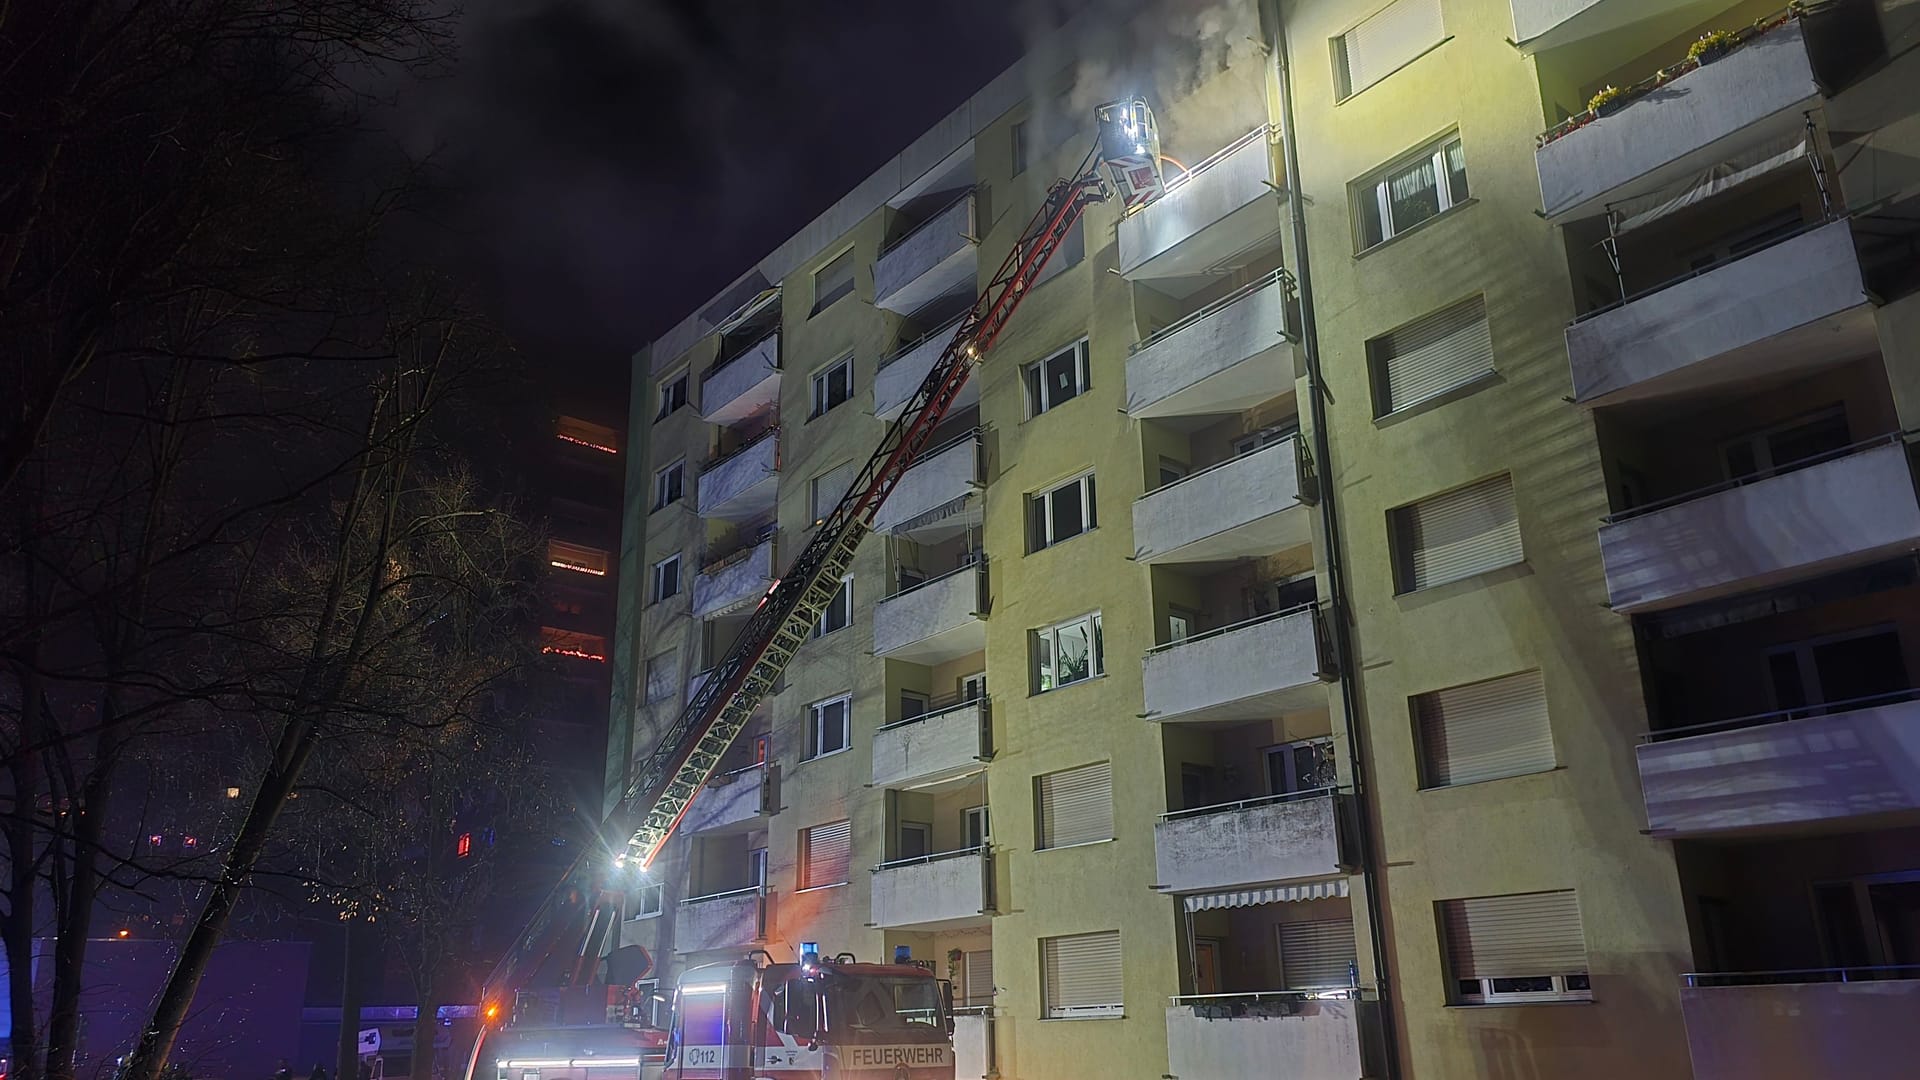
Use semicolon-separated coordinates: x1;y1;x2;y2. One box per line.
1258;2;1403;1076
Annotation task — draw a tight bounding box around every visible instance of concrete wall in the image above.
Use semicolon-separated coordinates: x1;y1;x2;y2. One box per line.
1125;273;1294;416
870;850;991;928
871;701;986;787
1132;438;1304;562
952;1013;994;1080
1681;979;1920;1080
1164;1000;1362;1080
1154;795;1343;893
1140;607;1321;722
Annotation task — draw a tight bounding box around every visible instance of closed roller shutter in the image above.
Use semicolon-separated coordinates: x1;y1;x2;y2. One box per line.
1415;669;1555;787
1372;295;1493;415
1336;0;1446;99
1392;474;1522;592
964;950;994;1008
1440;890;1588;979
1042;931;1123;1017
1278;919;1357;989
1037;761;1113;849
800;819;851;889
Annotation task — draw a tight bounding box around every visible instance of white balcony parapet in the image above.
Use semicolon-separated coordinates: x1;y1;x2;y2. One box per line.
1119;128;1280;282
873;563;986;664
1636;692;1920;836
700;331;780;425
681;762;773;834
1127;270;1296;419
868;847;993;930
875;315;969;422
1680;970;1920;1080
875;191;978;314
1142;605;1328;724
953;1013;993;1080
1509;0;1704;53
1165;993;1365;1080
692;532;776;619
870;431;980;536
1536;16;1819;222
1568;220;1871;407
697;429;779;522
1134;438;1310;565
675;887;766;954
1598;436;1920;613
871;697;990;788
1154;792;1344;894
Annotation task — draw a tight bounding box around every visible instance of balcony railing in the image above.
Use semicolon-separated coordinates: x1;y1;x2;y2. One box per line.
1146;127;1270;203
880;314;968;371
1605;431;1911;524
880;188;976;257
1145;601;1314;656
703;329;779;385
700;524;777;575
878;692;989;734
1160;786;1336;822
874;843;986;872
1644;688;1920;743
1685;965;1920;988
1131;269;1296;355
701;426;778;474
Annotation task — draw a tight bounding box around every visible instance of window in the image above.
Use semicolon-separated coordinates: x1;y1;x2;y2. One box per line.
1035;760;1113;849
810;356;854;419
1028;473;1096;552
630;882;665;918
549;539;610;576
961;673;987;702
962;805;991;849
1414;669;1554;788
1167;610;1195;644
1333;0;1445;100
798;820;852;890
656;370;689;420
805;694;851;760
1369;295;1494;417
652;554;682;602
813;576;852;638
1278;920;1358;989
961;949;995;1009
812;248;856;315
899;690;929;721
1011;120;1029;175
653;459;685;509
1234;423;1298;456
1390;473;1521;593
1266;738;1337;797
1354;135;1468;251
1024;340;1090;417
1041;931;1123;1018
1439;890;1591;1004
644;651;679;705
1033;612;1103;692
1720;406;1849;480
897;821;931;860
810;462;856;525
1766;626;1908;715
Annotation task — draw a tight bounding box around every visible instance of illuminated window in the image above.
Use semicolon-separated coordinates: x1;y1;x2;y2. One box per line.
541;627;608;662
1353;135;1469;251
556;415;619;454
548;539;610;576
812;248;856;315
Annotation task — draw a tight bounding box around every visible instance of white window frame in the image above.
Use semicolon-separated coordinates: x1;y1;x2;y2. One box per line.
812;247;856;315
653;459;685;509
1024;339;1091;418
1233;422;1298;456
651;553;682;603
810;356;854;420
813;576;853;638
1030;472;1096;552
631;881;665;919
1040;930;1124;1019
1332;0;1447;101
804;693;852;761
1355;135;1468;251
962;805;991;849
1034;611;1104;693
656;369;689;420
1455;972;1592;1005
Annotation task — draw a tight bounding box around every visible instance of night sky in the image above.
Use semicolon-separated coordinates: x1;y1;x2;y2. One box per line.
398;0;1063;363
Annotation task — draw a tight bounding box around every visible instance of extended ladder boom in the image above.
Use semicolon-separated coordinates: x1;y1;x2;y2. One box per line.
489;131;1136;1008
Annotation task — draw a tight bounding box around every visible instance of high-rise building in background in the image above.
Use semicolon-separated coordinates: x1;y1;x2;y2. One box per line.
606;0;1920;1076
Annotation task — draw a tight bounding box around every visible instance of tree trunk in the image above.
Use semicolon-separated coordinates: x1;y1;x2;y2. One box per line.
409;987;443;1080
4;655;44;1080
337;920;369;1080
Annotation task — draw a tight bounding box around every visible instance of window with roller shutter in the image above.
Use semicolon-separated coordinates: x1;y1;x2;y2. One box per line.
1034;761;1113;849
1040;931;1123;1018
1414;669;1555;788
962;949;995;1009
1334;0;1446;100
799;820;851;890
1278;919;1358;989
1369;295;1493;417
1390;473;1522;593
1439;890;1591;1003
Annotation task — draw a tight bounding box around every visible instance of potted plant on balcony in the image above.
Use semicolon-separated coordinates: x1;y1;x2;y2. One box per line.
1687;28;1737;66
1587;85;1629;117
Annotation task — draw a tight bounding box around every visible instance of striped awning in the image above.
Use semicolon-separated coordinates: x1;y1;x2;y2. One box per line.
1184;878;1349;913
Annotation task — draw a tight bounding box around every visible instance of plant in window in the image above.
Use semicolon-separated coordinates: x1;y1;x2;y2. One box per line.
1686;28;1736;64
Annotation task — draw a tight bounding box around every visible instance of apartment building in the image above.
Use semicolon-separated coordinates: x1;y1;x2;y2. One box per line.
604;0;1920;1077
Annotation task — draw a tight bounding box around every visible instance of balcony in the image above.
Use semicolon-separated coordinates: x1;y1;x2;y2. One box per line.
1537;17;1819;223
1636;693;1920;837
1166;994;1367;1080
874;316;974;423
953;1013;993;1080
1568;221;1873;407
1127;271;1296;420
692;533;776;619
873;563;986;664
1598;437;1920;613
1133;438;1309;565
674;887;766;954
871;697;990;789
1509;0;1716;53
697;430;779;522
1119;129;1280;288
869;431;981;536
1679;970;1920;1079
868;848;993;930
875;191;977;315
1154;793;1345;894
1142;606;1329;724
700;332;780;425
681;762;774;835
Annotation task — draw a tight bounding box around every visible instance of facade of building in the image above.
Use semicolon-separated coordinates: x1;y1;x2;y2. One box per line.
606;0;1920;1076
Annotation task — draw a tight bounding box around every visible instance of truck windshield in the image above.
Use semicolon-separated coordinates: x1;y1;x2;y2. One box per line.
828;977;944;1034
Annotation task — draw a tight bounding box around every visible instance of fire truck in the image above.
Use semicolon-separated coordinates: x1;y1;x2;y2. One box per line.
467;98;1167;1080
